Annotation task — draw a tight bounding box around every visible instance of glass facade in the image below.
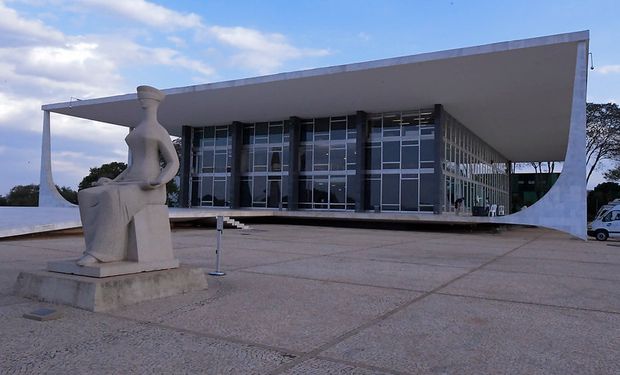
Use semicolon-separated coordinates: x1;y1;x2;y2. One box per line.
298;116;357;210
240;121;289;208
190;126;232;207
441;112;509;214
365;109;436;212
186;106;510;215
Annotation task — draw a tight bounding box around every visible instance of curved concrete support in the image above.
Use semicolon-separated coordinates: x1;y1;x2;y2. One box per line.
495;41;588;239
38;110;76;207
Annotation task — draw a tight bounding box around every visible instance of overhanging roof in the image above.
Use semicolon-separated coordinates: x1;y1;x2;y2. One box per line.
43;31;588;162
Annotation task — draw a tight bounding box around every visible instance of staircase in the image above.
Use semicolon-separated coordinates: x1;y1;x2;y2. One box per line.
223;217;251;230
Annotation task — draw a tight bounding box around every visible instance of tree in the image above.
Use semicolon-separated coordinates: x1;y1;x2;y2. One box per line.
78;160;180;207
57;186;78;204
586;103;620;183
78;162;128;191
0;194;8;206
587;182;620;220
4;184;39;206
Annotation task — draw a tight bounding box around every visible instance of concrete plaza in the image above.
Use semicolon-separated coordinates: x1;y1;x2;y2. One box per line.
1;224;619;374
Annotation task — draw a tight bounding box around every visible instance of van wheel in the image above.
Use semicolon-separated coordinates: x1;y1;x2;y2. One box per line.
595;230;609;241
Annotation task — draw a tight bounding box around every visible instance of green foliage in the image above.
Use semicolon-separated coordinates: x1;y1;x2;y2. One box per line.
586;103;620;183
57;186;78;204
0;195;7;205
78;162;127;191
587;182;620;220
4;184;39;206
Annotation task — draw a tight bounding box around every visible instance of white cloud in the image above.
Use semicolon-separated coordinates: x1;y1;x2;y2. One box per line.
0;0;64;46
81;0;203;31
597;65;620;74
208;26;329;73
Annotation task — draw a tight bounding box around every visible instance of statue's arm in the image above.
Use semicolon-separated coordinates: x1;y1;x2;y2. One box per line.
148;135;180;188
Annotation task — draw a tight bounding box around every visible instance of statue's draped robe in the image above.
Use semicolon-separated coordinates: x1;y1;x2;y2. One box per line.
78;130;166;262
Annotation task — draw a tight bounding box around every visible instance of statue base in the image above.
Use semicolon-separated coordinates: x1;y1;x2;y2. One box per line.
47;259;180;277
14;266;207;312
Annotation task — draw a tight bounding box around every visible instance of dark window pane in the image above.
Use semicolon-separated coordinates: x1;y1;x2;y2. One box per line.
300;146;312;171
331;120;346;140
254;147;267;172
347;175;356;205
346;142;356;169
383;115;400;137
255;122;268;143
383;141;400;163
213;179;226;206
192;129;203;148
299;178;312;204
313;178;328;208
314;143;329;170
240;148;252;173
401;179;418;211
366;178;381;211
402;124;419;139
300;122;313;142
203;127;214;146
242;125;253;145
330;177;346;204
240;179;252;207
215;128;228;146
191;180;200;206
366;146;381;170
214;153;227;172
202;150;214;172
420;139;435;161
369;118;382;140
269;150;282;172
330;148;345;171
315;118;329;141
253;176;266;206
267;180;281;208
382;174;399;205
402;145;419;169
269;124;283;144
281;176;288;204
201;176;213;203
419;174;434;206
282;146;289;170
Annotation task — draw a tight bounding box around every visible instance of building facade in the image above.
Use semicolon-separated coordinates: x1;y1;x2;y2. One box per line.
182;105;510;215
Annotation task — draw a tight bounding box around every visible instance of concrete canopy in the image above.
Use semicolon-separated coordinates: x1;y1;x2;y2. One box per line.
43;31;588;162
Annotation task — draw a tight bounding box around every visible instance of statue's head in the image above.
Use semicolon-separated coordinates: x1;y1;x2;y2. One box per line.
137;86;165;108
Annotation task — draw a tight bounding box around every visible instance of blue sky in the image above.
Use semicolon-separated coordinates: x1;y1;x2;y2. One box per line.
0;0;618;195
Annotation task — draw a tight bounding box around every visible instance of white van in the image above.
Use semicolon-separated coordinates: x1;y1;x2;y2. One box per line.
588;202;620;241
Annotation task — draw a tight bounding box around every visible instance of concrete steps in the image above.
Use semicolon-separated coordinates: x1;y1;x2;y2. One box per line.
223;216;251;230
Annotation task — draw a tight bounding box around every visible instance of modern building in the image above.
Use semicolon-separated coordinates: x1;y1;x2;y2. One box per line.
38;31;589;238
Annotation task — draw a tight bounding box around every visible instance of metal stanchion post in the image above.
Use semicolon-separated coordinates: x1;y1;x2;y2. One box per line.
209;216;226;276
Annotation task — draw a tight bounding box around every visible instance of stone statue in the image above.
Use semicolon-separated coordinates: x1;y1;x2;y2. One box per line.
76;86;179;266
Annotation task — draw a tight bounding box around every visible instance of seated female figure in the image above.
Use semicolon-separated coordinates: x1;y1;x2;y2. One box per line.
76;86;179;266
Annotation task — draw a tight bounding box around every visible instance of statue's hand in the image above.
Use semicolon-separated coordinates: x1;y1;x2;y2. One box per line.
141;178;163;190
94;177;112;186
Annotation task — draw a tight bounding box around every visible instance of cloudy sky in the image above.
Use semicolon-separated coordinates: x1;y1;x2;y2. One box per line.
0;0;618;195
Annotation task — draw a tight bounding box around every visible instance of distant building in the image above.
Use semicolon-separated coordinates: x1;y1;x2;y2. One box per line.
511;173;560;213
38;31;589;238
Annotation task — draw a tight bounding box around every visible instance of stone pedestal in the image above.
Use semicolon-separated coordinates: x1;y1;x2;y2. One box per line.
14;267;208;312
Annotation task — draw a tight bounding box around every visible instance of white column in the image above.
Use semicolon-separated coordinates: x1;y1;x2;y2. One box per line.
38;110;76;207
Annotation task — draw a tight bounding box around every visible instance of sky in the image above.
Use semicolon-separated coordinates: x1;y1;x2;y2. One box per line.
0;0;619;195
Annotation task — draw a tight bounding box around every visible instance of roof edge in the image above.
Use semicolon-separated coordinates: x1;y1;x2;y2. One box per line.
42;30;589;112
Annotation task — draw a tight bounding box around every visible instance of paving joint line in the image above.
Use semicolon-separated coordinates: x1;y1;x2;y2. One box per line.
475;266;620;283
99;311;306;359
314;355;410;375
267;233;544;375
435;291;620;316
237;269;426;294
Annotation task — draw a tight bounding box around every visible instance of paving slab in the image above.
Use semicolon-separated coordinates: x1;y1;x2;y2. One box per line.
175;245;310;271
441;269;620;313
0;302;293;374
110;271;420;352
484;255;620;281
244;256;470;291
281;358;394;375
323;294;620;375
